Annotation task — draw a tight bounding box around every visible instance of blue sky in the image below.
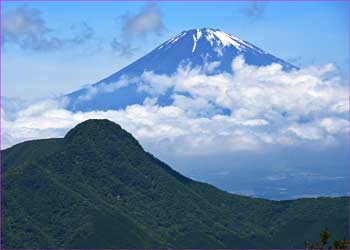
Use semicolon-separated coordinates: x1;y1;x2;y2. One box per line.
2;1;349;99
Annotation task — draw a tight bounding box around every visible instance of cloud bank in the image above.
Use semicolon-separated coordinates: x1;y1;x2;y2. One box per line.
2;57;348;157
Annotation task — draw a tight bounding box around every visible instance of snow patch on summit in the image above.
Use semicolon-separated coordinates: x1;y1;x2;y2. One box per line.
187;28;266;56
192;29;203;52
208;30;242;49
157;28;270;57
204;29;257;52
158;31;187;50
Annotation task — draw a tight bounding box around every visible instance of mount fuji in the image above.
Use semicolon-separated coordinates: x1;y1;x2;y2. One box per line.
66;28;297;112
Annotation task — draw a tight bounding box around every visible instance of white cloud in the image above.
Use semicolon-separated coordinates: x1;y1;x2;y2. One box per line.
134;57;348;122
78;76;133;101
287;124;323;141
122;4;164;37
319;117;348;134
2;57;348;157
138;71;174;96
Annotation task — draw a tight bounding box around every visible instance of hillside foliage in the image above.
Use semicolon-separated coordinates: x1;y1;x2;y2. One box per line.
2;119;349;248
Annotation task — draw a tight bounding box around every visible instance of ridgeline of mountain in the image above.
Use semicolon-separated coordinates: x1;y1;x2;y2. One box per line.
66;28;297;112
2;119;348;248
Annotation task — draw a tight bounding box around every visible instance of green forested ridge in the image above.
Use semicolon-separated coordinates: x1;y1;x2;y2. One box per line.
2;119;348;248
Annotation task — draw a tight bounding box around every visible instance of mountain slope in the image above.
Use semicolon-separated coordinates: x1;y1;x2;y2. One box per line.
66;28;297;112
2;119;348;248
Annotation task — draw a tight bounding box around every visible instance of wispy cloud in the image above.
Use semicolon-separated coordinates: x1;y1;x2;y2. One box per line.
121;4;164;37
111;4;165;57
110;37;137;57
240;2;266;22
3;5;94;51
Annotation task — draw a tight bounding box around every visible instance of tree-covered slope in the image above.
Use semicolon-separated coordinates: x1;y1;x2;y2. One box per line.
2;119;348;248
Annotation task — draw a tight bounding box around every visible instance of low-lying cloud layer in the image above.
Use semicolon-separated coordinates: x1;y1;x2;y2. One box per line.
2;57;348;157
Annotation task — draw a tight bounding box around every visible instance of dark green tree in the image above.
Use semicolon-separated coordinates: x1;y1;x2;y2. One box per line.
306;228;349;250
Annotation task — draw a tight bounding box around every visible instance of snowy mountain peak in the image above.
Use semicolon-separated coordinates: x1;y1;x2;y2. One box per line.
195;28;252;51
66;28;297;111
161;28;265;55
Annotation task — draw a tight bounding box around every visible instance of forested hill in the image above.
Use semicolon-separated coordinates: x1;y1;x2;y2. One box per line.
2;119;348;248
